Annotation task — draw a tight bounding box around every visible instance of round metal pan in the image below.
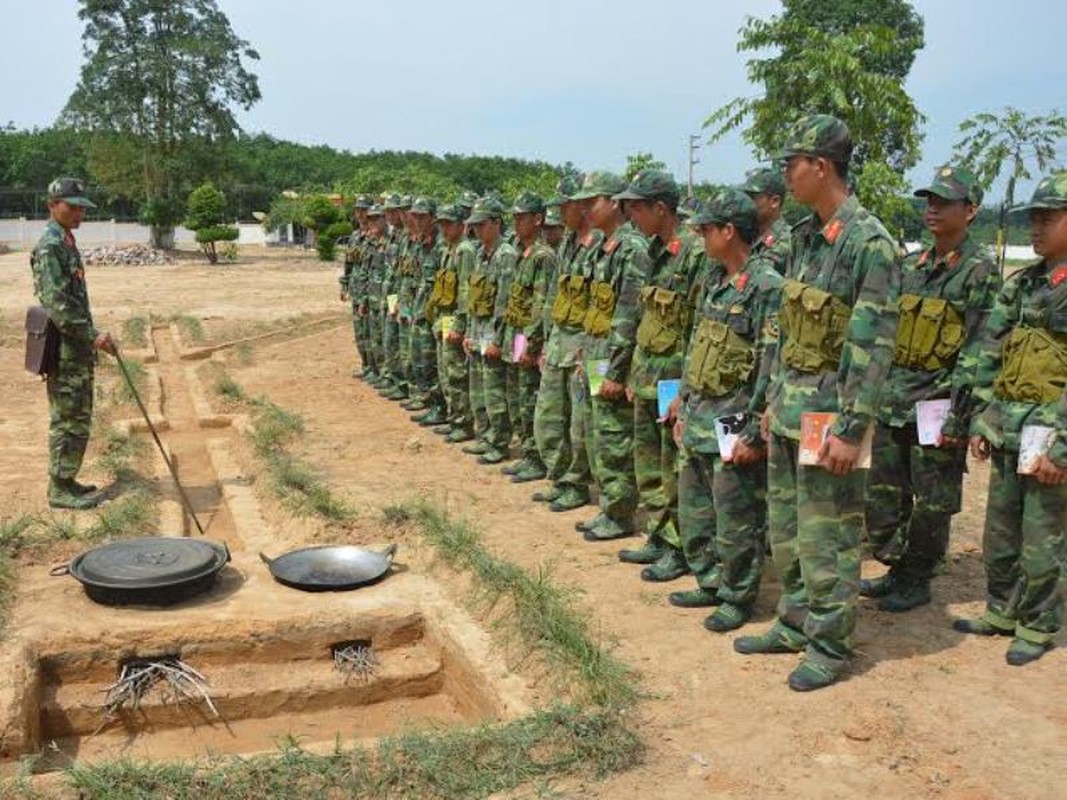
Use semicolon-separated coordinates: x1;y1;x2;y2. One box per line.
259;543;396;592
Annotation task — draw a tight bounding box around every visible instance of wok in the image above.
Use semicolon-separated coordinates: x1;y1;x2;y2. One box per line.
260;543;397;592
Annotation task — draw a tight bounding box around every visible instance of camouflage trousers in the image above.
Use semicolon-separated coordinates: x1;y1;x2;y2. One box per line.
865;422;964;581
382;313;405;387
533;363;590;490
47;352;94;481
409;319;442;406
980;450;1067;643
351;307;378;375
506;362;543;464
678;448;766;606
367;310;384;375
767;433;863;669
633;396;680;548
470;352;510;450
400;318;415;387
437;334;472;432
586;391;637;525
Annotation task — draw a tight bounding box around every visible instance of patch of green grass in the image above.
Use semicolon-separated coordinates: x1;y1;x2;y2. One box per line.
121;316;149;348
234;341;254;365
110;357;148;405
85;487;157;541
264;451;355;523
97;426;150;482
173;314;206;344
213;372;249;404
382;504;413;525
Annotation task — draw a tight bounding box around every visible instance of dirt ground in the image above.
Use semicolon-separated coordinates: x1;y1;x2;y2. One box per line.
0;247;1064;799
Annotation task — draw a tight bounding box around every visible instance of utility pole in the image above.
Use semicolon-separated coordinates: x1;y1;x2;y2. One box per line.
687;134;701;197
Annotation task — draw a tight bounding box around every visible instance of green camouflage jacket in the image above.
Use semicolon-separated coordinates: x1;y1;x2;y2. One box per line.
542;230;578;336
381;228;409;313
411;233;443;322
878;232;999;433
452;237;480;338
466;237;517;352
971;256;1067;454
751;216;792;276
497;237;557;364
396;234;421;321
363;234;387;307
30;220;97;351
627;228;707;398
544;230;605;368
681;256;784;453
585;222;650;379
765;195;900;442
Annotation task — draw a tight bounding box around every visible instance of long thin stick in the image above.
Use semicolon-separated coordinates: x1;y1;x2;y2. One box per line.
114;350;205;535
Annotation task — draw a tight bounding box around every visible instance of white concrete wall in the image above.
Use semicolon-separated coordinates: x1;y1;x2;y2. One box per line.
0;218;268;248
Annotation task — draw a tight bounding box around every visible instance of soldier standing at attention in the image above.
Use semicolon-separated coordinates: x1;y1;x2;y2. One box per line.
741;167;792;276
31;178;116;510
408;197;447;425
669;189;784;631
499;192;556;482
362;205;389;390
462;196;518;465
862;166;999;612
957;172;1067;666
734;115;900;692
378;194;408;398
614;170;706;582
542;205;565;250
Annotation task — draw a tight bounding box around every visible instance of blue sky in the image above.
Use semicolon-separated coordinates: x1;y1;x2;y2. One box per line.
3;0;1064;201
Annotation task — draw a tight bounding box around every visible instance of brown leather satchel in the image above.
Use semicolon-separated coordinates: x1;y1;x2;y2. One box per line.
25;306;60;377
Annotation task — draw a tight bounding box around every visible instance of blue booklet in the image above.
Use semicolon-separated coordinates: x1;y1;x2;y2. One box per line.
657;379;681;419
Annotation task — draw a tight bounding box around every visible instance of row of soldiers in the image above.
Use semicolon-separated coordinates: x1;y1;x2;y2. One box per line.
340;114;1067;690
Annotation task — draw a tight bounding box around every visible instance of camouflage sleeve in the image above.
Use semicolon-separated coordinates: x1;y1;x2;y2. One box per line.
31;243;95;344
491;249;517;348
742;268;784;443
941;252;1002;439
523;249;555;352
1048;389;1067;466
454;245;475;337
605;240;651;384
969;276;1021;442
829;235;901;443
682;252;710;353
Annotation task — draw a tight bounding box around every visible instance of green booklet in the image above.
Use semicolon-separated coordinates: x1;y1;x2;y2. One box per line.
586;358;610;397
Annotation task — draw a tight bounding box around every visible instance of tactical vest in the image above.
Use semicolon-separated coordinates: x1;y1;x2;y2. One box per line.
504;282;535;328
551;274;590;327
893;294;965;371
778;279;850;372
636;286;689;355
427;268;458;319
684;316;757;398
994;326;1067;404
468;273;496;318
583;280;616;337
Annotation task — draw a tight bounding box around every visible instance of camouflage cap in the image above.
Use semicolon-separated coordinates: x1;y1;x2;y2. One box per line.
613;169;680;204
353;194;374;209
382;193;405;210
914;165;983;205
741;167;786;198
398;194;413;209
1014;171;1067;213
511;190;546;215
47;177;96;209
777;114;853;162
410;195;438;215
543;206;563;227
455;190;480;210
677;195;701;220
465;195;507;224
548;174;583;206
570;171;627;201
692;187;759;239
435;203;465;222
366;204;385;217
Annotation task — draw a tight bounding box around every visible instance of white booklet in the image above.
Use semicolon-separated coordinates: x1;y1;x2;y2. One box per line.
915;399;952;446
715;413;749;461
1018;425;1056;475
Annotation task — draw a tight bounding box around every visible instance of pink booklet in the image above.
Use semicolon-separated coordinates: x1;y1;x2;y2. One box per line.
512;333;528;361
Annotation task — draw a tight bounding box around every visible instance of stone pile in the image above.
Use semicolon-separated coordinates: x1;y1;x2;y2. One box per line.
83;244;174;266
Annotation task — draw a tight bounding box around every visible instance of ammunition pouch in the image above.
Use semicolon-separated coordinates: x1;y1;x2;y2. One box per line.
469;273;496;318
551;274;590;327
636;286;689;354
994;325;1067;404
426;269;458;321
684;316;756;397
583;280;616;337
893;293;965;371
778;279;850;373
504;282;535;328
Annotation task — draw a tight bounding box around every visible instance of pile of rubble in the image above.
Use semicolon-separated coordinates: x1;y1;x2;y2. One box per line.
83;244;174;266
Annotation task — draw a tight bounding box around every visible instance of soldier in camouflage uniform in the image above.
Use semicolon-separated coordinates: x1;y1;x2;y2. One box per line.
612;170;707;582
741;168;792;276
570;171;648;540
427;203;475;440
668;188;784;631
407;197;448;423
499;192;556;482
462;196;518;464
543;205;565;250
449;193;486;443
533;175;600;512
396;197;423;408
734;116;900;692
956;172;1067;666
378;194;411;398
31;178;116;510
862;166;1000;612
362;204;389;388
341;195;376;379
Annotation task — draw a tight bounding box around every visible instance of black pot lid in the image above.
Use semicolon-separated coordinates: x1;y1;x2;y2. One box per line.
69;537;228;589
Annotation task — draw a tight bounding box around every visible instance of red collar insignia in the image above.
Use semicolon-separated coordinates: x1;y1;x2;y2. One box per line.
580;233;596;247
917;251;930;266
523;246;532;258
1050;265;1067;288
822;218;844;244
763;232;775;247
667;238;682;256
604;237;619;254
946;251;960;269
735;272;749;292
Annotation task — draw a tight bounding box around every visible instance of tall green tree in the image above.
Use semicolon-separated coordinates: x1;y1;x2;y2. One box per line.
623;153;667;182
704;1;925;232
61;0;260;248
953;107;1067;266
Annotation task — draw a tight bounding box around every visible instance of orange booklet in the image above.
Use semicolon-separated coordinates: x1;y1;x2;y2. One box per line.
798;412;874;469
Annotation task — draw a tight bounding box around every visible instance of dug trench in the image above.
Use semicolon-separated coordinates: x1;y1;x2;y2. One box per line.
0;318;530;775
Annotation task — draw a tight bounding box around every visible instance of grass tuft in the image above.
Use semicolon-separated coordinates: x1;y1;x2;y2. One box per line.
173;314;206;343
121;316;149;348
